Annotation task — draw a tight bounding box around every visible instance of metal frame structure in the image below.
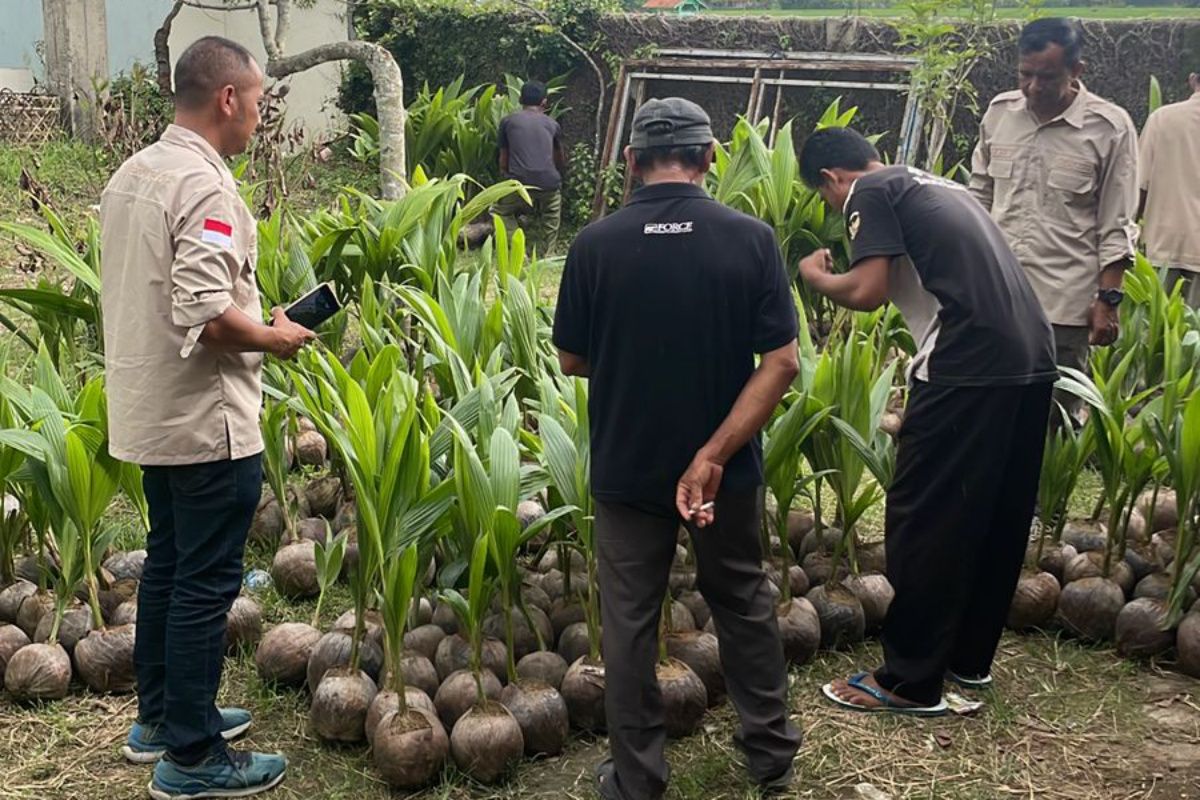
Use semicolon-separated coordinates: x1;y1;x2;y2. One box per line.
593;48;923;215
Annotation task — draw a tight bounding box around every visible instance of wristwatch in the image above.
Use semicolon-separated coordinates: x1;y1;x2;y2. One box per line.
1097;288;1125;307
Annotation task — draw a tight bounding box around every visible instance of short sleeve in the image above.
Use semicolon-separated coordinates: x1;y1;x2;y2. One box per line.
498;117;509;149
171;185;241;357
552;237;591;356
846;185;906;267
751;228;800;353
1138;112;1157;191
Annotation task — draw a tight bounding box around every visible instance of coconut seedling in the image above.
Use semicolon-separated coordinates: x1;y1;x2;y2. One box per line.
1152;389;1200;627
4;515;81;701
655;592;707;738
451;424;573;757
799;329;895;649
1032;407;1093;571
707;108;856;327
533;376;607;731
313;531;347;626
373;546;450;789
301;173;526;307
1134;277;1200;542
761;391;830;663
261;397;299;543
289;344;453;742
0;381;29;587
438;534;524;783
262;394;324;598
393;273;503;405
256;532;343;688
1009;408;1091;631
0;373;133;696
1056;362;1159;641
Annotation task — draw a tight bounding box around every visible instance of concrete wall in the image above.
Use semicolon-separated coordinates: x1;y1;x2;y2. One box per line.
0;0;46;90
0;0;346;135
43;0;108;134
168;1;347;135
106;0;174;76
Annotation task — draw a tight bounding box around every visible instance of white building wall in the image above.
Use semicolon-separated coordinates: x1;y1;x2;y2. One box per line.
169;1;347;135
0;0;347;135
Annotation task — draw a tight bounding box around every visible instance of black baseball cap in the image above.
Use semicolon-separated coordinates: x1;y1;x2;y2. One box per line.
630;97;714;149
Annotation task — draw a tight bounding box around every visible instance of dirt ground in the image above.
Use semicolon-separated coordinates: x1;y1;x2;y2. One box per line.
2;625;1197;800
1;140;1197;800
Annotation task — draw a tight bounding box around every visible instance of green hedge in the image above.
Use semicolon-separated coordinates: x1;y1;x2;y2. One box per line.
341;1;611;114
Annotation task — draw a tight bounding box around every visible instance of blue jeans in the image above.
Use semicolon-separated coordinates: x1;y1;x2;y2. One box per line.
136;455;262;763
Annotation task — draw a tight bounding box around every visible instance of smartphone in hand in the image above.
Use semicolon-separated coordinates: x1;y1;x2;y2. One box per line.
277;283;341;329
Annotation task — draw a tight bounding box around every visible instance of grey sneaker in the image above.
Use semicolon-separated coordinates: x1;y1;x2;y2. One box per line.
148;746;286;799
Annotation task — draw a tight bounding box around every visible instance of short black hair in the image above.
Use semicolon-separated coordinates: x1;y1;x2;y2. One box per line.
632;144;710;172
173;36;258;110
520;81;548;106
798;128;880;188
1019;18;1084;67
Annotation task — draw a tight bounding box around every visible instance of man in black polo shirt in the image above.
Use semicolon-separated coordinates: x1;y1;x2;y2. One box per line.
797;127;1057;714
553;97;802;799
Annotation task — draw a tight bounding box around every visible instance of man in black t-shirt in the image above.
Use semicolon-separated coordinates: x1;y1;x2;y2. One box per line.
797;128;1056;715
553;97;802;799
495;80;566;253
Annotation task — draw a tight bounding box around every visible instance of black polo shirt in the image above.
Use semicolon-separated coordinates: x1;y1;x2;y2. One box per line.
553;182;799;505
846;166;1057;386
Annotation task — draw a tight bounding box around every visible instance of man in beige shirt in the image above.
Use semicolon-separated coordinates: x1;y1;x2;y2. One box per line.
1139;71;1200;308
970;18;1138;418
100;36;312;799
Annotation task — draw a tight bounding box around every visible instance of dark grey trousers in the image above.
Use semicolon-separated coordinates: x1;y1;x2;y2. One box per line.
1052;324;1089;423
595;489;801;800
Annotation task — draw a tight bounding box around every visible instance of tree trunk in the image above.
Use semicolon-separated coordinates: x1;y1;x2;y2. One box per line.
925;116;947;172
154;0;184;97
267;41;406;198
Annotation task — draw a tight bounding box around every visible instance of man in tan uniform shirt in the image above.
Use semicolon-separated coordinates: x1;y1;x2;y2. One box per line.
1139;71;1200;308
970;18;1138;418
100;37;312;800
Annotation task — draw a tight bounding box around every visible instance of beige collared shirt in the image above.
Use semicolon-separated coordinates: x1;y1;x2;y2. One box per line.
100;124;264;466
1139;93;1200;274
969;84;1139;326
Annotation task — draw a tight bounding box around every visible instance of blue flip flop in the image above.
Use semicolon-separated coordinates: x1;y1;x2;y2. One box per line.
822;672;949;717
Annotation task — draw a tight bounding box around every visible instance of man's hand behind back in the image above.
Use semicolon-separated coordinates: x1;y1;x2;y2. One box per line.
676;454;724;528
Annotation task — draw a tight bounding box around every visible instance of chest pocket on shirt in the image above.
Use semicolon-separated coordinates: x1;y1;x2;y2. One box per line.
1045;156;1097;227
986;145;1017;206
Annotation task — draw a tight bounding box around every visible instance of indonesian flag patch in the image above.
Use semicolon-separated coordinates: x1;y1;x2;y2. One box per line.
201;218;234;248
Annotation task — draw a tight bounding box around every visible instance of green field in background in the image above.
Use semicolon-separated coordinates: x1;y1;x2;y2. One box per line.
707;6;1200;18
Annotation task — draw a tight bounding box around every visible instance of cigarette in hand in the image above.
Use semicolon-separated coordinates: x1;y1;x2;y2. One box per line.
693;501;714;513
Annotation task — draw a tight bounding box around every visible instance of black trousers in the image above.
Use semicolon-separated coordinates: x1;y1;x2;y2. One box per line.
136;455;262;761
875;382;1052;706
595;489;801;800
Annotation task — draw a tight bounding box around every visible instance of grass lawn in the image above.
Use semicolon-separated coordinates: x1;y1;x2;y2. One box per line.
706;5;1200;18
0;136;377;281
